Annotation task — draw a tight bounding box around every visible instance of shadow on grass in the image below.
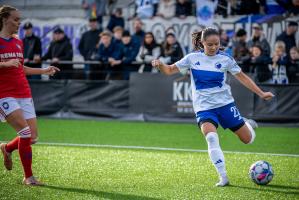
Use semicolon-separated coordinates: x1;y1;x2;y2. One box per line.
42;185;161;200
229;184;299;195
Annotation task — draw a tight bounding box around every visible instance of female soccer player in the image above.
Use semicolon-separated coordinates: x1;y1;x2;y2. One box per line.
0;5;59;186
152;28;274;187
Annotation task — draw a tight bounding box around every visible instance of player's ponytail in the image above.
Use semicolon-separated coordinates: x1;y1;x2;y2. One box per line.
192;31;204;51
0;5;17;31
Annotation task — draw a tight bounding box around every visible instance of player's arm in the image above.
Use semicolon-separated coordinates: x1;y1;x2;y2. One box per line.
0;59;20;68
24;66;60;76
151;59;180;75
234;71;274;100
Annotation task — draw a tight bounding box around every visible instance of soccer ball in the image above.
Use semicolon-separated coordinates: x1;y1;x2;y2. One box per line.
249;160;274;185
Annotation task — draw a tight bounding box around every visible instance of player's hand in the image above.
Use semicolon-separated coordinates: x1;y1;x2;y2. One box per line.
261;92;275;100
5;59;20;68
151;59;162;68
43;66;60;76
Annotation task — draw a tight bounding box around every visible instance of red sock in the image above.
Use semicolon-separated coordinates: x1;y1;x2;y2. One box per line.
18;138;33;178
5;136;20;153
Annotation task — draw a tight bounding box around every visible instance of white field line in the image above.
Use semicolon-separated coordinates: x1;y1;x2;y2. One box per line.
29;142;299;158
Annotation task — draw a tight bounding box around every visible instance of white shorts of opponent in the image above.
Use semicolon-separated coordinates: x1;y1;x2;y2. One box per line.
0;97;36;122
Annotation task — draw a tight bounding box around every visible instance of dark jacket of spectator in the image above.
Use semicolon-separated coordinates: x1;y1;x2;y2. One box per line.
42;35;73;71
275;0;299;15
175;0;192;17
112;37;122;47
247;35;271;57
276;31;297;57
78;28;102;60
160;33;184;64
120;40;139;65
233;40;250;61
251;55;272;83
23;33;42;68
132;30;146;47
97;41;121;64
236;0;261;14
107;14;125;32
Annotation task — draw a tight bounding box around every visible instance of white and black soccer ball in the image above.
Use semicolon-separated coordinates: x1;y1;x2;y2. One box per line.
249;160;274;185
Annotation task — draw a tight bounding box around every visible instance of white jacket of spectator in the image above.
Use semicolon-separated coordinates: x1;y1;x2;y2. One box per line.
136;0;159;19
157;0;176;18
136;45;161;63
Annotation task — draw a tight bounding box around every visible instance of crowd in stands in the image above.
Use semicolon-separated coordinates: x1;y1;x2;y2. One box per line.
21;0;299;83
134;0;299;19
227;21;299;84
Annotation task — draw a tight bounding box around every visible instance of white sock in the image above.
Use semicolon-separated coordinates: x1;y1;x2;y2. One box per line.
206;132;227;178
245;121;256;144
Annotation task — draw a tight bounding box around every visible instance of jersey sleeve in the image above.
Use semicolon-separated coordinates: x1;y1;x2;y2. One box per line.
174;55;190;74
227;57;241;75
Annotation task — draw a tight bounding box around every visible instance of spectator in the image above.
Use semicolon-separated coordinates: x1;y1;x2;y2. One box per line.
235;0;261;15
107;8;125;32
271;41;289;84
250;45;272;83
136;32;161;72
261;0;285;14
42;27;73;79
135;0;159;19
81;0;107;26
288;46;299;83
275;0;299;15
159;32;184;64
22;22;42;79
276;21;298;58
112;26;124;46
175;0;192;18
215;0;228;17
156;0;176;19
95;30;121;79
247;24;271;57
78;17;101;79
232;29;250;72
132;18;146;47
78;17;102;61
110;30;140;80
219;29;229;47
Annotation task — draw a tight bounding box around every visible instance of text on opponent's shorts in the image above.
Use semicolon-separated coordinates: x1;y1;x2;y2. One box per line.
196;102;245;131
0;98;36;122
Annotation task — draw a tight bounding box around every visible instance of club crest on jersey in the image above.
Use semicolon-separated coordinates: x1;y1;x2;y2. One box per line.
0;45;5;49
215;62;222;69
16;44;21;50
2;102;9;110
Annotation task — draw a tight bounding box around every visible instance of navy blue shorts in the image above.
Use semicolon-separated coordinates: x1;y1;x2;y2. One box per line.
196;102;245;131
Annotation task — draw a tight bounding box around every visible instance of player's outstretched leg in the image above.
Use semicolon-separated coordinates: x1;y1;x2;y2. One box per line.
235;118;257;144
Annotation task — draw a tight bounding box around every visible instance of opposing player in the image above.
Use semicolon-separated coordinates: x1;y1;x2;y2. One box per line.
0;5;59;185
152;28;274;186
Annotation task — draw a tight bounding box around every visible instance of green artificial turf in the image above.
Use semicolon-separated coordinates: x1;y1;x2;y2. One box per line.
0;119;299;199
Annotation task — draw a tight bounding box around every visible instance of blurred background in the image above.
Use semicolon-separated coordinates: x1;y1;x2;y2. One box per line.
1;0;299;123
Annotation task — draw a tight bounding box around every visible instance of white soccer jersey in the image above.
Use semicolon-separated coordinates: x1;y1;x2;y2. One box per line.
175;50;241;113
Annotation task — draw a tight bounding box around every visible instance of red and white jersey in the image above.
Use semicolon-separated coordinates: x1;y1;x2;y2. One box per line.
0;36;31;98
